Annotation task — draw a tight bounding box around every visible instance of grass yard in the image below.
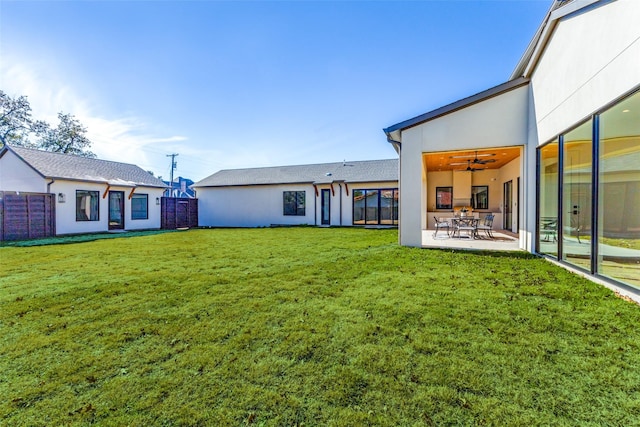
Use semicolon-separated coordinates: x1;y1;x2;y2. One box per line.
1;228;640;426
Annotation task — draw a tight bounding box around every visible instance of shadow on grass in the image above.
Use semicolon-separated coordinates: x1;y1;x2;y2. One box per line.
424;246;539;260
0;229;179;248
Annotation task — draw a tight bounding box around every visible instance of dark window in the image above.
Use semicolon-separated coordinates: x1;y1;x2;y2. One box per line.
471;186;489;210
353;188;398;225
283;191;305;216
76;190;99;221
131;193;148;220
436;187;453;209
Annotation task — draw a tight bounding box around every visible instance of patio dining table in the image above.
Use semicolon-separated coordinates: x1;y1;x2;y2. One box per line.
451;217;479;239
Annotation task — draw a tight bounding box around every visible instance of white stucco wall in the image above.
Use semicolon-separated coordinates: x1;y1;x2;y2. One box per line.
197;184;316;227
0;150;48;192
197;181;399;228
532;0;640;143
51;181;163;235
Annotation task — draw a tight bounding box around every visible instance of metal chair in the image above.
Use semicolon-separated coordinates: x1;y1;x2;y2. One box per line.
433;216;450;238
476;214;495;239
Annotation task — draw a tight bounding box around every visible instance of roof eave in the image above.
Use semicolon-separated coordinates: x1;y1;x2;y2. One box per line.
383;77;530;139
511;0;605;79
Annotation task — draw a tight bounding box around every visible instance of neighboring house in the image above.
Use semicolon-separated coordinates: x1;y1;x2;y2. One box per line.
163;176;196;198
0;145;167;235
193;159;398;227
384;0;640;290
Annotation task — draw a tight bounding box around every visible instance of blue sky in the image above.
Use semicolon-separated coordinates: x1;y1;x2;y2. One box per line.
1;0;550;181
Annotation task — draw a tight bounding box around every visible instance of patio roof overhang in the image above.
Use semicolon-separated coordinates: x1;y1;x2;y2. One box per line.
424;147;521;173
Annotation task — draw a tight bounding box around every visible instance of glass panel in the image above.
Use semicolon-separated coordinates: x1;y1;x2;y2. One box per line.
471;186;488;210
598;90;640;288
284;191;304;216
353;190;365;224
321;190;330;225
131;194;148;220
436;187;452;209
296;191;305;216
538;141;559;257
76;190;99;221
393;190;399;225
365;190;379;224
561;120;592;270
380;190;394;224
109;192;124;227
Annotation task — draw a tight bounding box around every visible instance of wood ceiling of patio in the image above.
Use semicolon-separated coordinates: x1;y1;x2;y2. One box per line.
423;147;521;172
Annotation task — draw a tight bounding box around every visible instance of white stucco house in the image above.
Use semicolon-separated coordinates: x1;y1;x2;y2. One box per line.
384;0;640;291
193;159;398;228
0;145;167;235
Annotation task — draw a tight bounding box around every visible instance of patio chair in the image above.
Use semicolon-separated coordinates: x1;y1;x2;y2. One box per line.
433;216;450;238
476;214;495;239
451;217;478;239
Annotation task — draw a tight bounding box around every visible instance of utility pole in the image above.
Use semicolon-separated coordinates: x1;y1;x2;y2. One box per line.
167;153;179;197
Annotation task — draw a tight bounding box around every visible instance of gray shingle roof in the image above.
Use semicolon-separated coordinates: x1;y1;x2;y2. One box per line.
5;145;166;188
193;159;398;188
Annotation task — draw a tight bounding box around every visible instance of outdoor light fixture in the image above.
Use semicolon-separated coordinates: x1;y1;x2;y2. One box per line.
58;193;66;203
156;197;160;205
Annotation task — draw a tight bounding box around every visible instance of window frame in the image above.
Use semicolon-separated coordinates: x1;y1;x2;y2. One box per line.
76;190;100;222
352;188;399;226
470;185;489;210
131;193;149;220
283;191;306;216
435;186;453;210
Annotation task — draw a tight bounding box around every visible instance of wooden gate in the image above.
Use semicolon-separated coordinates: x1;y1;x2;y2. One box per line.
0;192;56;241
161;197;198;230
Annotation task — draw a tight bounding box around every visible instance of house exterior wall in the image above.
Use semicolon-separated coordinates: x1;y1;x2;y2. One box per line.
531;0;640;144
0;150;47;192
196;180;399;228
50;180;163;235
398;86;530;247
197;184;316;228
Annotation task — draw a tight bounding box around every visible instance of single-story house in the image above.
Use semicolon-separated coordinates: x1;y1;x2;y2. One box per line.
384;0;640;290
193;159;398;227
0;145;167;235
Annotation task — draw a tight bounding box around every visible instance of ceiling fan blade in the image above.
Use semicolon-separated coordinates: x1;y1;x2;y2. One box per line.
473;158;497;164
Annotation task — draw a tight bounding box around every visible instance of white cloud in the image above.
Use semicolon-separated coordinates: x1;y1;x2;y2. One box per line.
1;60;188;177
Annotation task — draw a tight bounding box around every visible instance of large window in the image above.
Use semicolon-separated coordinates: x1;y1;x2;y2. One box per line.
562;120;593;270
353;188;398;225
536;88;640;289
131;193;148;220
470;186;488;210
598;90;640;287
538;141;559;257
436;187;452;209
76;190;99;221
283;191;305;216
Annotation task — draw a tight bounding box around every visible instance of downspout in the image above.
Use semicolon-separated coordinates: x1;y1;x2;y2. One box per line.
46;178;55;193
338;183;343;226
313;184;317;226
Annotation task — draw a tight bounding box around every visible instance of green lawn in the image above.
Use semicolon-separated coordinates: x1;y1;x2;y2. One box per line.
1;228;639;426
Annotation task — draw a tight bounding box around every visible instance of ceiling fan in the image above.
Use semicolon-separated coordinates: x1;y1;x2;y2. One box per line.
453;159;485;172
450;151;496;165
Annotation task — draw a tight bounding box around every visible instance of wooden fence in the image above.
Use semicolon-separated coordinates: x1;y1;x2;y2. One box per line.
161;197;198;230
0;192;56;241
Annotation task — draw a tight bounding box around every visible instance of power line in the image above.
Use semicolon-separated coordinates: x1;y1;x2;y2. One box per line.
167;153;179;197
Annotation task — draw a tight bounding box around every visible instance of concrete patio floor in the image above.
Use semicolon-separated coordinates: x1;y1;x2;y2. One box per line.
422;229;521;251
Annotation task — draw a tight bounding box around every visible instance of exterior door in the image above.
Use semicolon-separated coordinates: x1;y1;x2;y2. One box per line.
109;191;125;230
321;189;330;225
503;180;512;231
